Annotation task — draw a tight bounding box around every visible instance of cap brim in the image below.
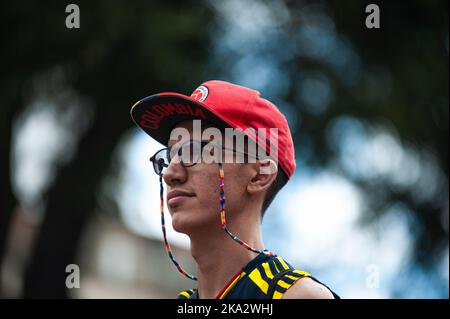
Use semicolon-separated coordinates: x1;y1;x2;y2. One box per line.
130;92;237;146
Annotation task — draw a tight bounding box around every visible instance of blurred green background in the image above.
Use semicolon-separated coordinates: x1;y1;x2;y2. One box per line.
0;0;448;298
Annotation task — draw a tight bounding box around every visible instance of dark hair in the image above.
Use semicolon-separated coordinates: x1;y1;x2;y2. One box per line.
261;168;289;219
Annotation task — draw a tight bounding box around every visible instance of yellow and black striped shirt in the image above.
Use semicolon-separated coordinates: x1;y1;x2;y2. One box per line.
178;252;339;299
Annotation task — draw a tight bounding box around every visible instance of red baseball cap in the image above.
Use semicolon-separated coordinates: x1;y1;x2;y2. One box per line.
130;80;296;178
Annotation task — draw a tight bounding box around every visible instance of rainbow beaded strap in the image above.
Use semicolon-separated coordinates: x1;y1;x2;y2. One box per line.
159;163;276;281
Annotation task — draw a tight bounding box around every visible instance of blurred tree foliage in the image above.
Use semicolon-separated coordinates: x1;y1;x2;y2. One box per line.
298;0;449;266
0;1;213;297
296;1;448;267
0;0;448;298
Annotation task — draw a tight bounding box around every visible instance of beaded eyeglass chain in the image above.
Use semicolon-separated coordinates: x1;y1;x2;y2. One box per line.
159;163;276;281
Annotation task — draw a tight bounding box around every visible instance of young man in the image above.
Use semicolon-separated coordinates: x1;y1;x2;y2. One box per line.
130;80;339;299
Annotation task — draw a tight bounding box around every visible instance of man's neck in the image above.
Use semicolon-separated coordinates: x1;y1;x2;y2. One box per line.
189;221;264;299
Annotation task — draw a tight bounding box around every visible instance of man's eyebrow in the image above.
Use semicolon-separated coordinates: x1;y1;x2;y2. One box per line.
167;138;182;149
167;142;177;152
167;139;190;152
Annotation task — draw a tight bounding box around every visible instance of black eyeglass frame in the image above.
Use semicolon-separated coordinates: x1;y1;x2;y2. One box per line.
149;139;261;176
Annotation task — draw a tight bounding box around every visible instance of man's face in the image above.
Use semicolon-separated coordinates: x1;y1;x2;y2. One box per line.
163;120;250;234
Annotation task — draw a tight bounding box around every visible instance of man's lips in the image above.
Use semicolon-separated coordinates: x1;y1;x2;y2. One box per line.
167;190;195;206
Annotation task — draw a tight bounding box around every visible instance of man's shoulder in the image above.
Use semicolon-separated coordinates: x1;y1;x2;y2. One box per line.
281;277;335;299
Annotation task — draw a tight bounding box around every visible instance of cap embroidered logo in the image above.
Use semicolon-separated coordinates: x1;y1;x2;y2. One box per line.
190;85;209;102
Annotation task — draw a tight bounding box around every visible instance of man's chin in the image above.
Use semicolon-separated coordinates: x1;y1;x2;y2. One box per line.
170;211;197;233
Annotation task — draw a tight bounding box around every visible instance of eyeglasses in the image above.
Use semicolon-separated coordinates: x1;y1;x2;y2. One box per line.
149;139;259;176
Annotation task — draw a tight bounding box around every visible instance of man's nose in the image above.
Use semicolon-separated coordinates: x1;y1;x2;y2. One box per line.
162;159;187;186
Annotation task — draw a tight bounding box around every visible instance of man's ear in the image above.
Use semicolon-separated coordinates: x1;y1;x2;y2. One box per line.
247;159;278;195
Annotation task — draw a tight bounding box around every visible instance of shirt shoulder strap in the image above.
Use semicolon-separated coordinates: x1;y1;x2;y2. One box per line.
267;269;312;299
177;288;197;299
